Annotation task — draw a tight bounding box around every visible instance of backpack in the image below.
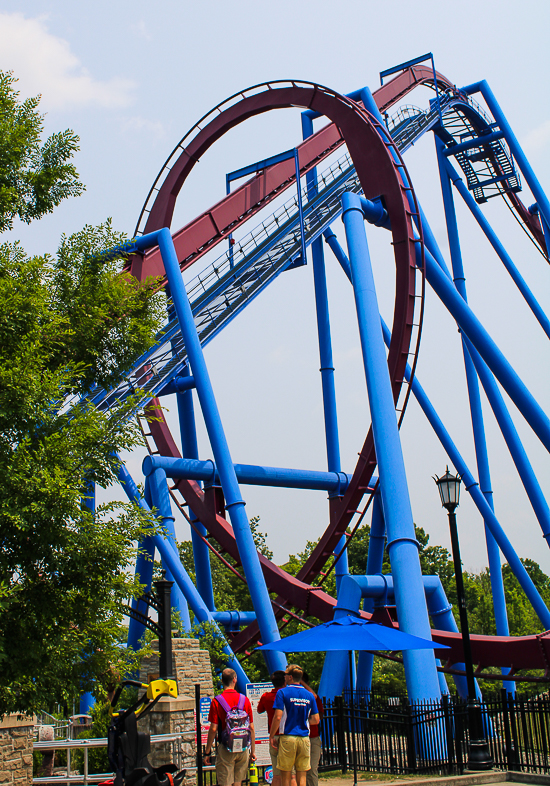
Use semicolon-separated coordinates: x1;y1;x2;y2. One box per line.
216;694;251;752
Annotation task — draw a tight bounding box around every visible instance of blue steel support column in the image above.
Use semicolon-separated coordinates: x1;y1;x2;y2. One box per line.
127;480;157;651
127;535;156;651
393;333;550;628
301;114;343;481
305;105;348;690
342;191;441;702
435;138;513;693
441;157;550;339
415;205;550;545
462;81;550;230
146;229;285;672
322;226;550;629
356;491;385;693
364;492;386;608
117;462;249;689
148;468;191;631
463;335;550;544
419;241;550;452
176;364;216;610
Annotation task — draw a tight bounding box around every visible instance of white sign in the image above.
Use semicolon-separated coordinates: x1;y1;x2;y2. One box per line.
246;682;274;766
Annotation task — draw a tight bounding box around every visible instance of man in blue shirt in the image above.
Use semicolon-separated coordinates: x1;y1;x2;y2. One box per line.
269;665;320;786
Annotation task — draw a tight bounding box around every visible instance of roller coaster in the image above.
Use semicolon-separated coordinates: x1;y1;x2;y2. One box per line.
85;54;550;703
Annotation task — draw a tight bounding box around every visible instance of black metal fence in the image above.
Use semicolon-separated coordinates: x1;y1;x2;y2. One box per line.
319;691;550;777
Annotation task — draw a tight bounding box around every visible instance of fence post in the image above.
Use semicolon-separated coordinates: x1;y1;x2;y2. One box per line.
442;694;455;774
335;695;347;774
360;697;370;772
405;701;416;772
195;683;203;786
507;692;520;771
501;689;513;770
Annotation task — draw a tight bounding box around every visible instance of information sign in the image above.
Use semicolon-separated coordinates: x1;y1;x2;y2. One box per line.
246;682;273;766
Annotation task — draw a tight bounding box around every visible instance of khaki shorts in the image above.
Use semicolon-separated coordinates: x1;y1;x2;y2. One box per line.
277;735;310;772
270;741;296;778
216;744;249;785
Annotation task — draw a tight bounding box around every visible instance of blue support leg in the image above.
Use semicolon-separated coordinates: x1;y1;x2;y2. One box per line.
176;365;216;611
435;140;513;693
127;535;156;651
342;191;441;702
148;469;191;631
441;155;550;339
130;229;285;673
117;462;250;689
415;200;550;546
356;491;385;693
322;229;550;630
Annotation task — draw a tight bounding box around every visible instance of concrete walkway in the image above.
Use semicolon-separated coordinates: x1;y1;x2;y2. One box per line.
319;772;550;786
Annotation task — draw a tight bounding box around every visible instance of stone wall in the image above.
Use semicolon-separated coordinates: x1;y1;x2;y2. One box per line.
139;638;214;698
0;716;34;786
138;638;214;784
137;696;195;779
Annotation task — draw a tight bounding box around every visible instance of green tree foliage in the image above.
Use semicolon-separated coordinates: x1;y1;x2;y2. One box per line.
0;228;164;716
0;74;166;715
0;71;84;231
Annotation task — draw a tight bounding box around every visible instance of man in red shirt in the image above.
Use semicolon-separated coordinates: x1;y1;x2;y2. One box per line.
205;668;256;786
257;671;286;786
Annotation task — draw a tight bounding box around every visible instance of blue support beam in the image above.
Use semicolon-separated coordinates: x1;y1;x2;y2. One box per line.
435;138;513;692
441;157;550;340
419;241;550;453
414;202;550;546
341;191;441;702
117;228;286;673
143;454;354;494
302;112;348;594
356;491;385;693
176;365;216;611
443;131;505;157
117;462;250;689
320;574;461;700
147;469;192;631
323;229;550;630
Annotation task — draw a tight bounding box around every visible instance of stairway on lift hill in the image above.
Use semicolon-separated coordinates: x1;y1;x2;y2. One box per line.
80;90;519;419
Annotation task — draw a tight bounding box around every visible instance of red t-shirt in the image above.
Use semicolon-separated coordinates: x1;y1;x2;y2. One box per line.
208;689;253;741
257;688;279;734
309;696;324;739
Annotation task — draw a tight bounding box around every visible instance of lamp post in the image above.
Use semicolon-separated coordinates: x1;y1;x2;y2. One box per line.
434;468;493;770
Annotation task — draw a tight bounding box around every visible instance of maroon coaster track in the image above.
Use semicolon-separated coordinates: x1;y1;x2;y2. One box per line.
131;68;550;681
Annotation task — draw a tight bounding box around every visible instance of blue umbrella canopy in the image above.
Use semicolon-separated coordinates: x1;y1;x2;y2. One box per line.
257;615;448;652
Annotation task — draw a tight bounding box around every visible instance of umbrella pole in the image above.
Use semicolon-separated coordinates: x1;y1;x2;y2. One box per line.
349;650;357;786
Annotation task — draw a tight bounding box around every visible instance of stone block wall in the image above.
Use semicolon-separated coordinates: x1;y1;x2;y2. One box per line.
137;696;195;780
139;638;214;698
0;716;34;786
138;638;214;784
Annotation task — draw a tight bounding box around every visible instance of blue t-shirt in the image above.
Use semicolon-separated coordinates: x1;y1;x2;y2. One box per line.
273;684;316;737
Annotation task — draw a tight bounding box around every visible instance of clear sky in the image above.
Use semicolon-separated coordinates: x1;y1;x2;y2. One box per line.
2;1;549;577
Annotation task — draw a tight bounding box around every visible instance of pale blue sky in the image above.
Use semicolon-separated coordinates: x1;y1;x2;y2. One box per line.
2;1;550;575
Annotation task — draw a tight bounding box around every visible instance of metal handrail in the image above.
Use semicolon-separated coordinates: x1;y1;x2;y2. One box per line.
33;732;185;786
